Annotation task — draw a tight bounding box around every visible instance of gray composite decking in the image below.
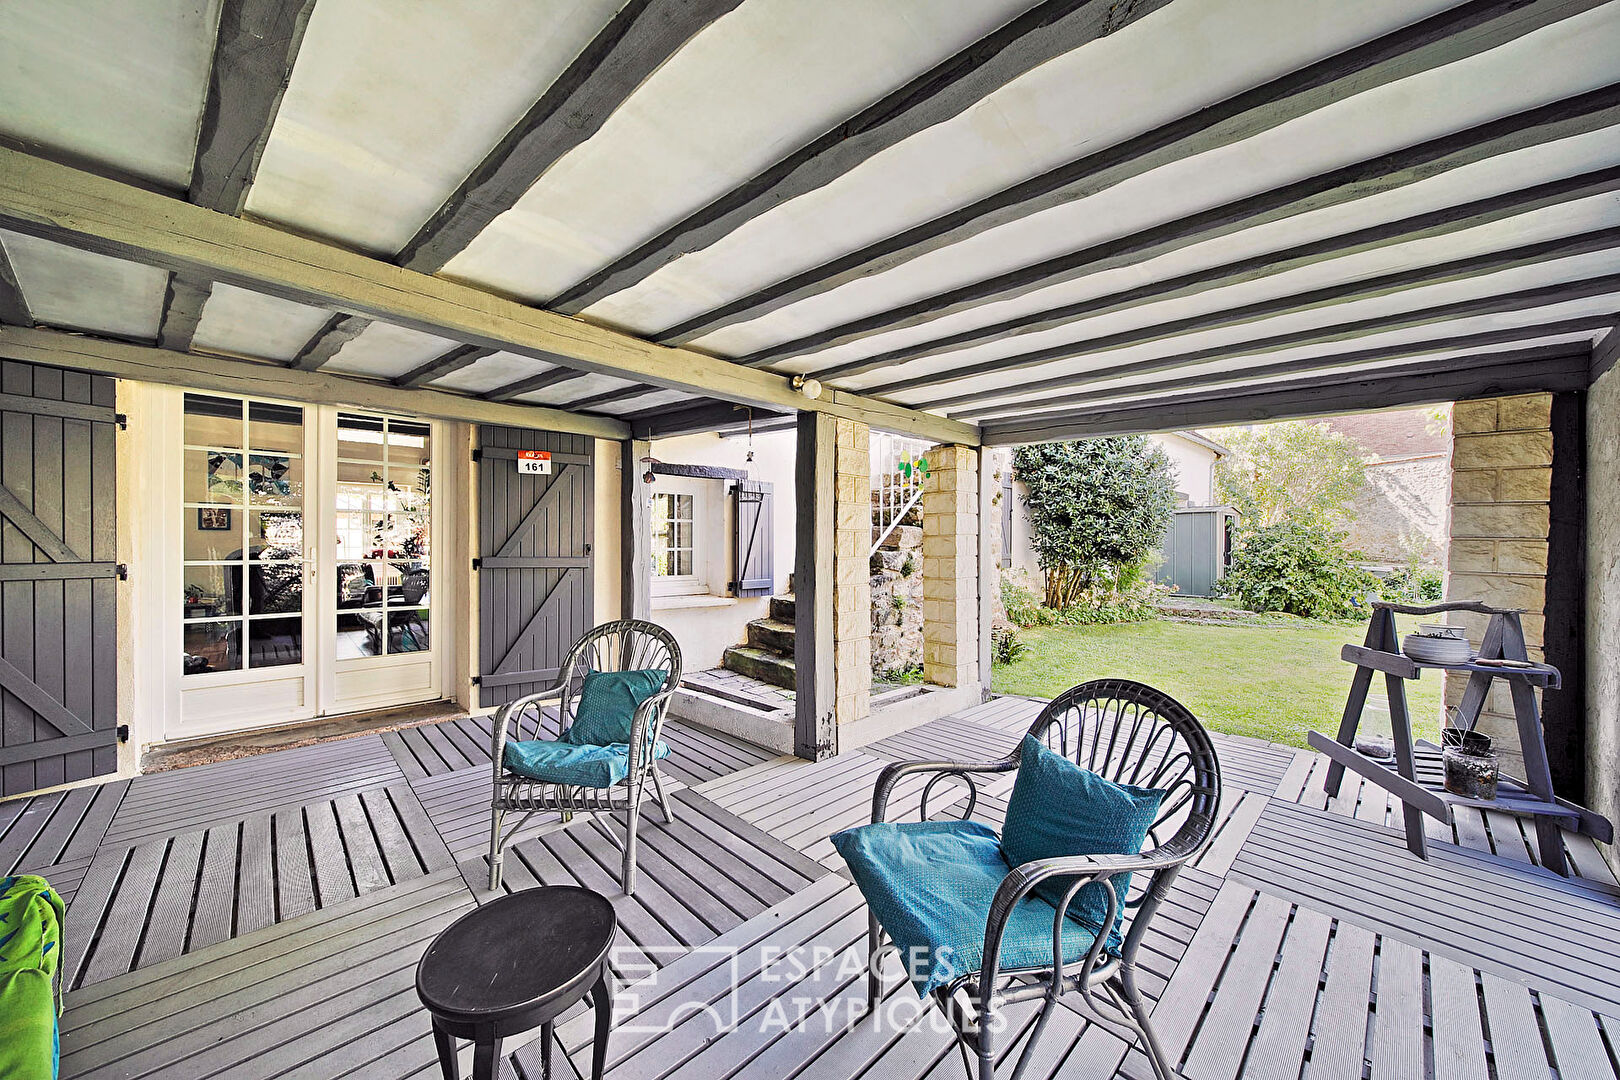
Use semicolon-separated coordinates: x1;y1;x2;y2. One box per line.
2;693;1614;1079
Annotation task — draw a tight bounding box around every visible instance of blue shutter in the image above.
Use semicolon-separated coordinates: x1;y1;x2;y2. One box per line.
731;480;774;597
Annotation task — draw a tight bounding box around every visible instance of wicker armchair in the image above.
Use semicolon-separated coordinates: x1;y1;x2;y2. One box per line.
488;620;682;896
862;679;1221;1080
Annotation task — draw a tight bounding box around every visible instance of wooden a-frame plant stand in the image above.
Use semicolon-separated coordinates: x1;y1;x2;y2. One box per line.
1308;600;1611;877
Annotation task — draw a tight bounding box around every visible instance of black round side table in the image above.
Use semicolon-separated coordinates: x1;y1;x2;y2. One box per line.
417;885;617;1080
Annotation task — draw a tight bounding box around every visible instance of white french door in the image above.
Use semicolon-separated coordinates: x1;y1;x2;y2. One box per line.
168;391;442;740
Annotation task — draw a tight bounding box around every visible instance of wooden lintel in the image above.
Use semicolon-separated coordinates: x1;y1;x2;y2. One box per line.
0;325;628;439
1592;320;1620;383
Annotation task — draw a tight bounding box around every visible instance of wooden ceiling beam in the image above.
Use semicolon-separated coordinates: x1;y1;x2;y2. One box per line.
626;400;778;440
1592;319;1620;382
395;0;745;275
656;0;1610;344
483;367;588;403
0;325;627;439
980;346;1592;445
802;164;1620;380
287;311;369;371
0;148;977;444
558;383;667;412
916;272;1620;413
393;344;496;389
956;317;1620;421
154;271;210;351
549;0;1168;313
869;226;1620;396
0;237;32;327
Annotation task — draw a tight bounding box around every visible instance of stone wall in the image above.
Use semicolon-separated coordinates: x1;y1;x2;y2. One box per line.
922;445;979;688
1446;393;1553;775
1586;363;1620;872
870;526;923;676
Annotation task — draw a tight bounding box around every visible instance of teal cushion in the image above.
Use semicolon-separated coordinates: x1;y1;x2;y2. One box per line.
502;738;670;787
1002;734;1164;951
564;669;668;747
831;820;1106;999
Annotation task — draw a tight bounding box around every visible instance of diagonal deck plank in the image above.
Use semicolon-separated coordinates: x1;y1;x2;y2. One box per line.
101;735;404;850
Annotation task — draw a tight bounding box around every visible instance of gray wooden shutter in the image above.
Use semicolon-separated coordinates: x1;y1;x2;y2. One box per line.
0;361;120;798
1000;473;1014;568
476;427;593;709
731;479;773;596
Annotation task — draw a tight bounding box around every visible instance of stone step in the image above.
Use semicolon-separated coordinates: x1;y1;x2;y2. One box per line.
722;645;796;690
876;524;923;551
769;595;796;622
745;617;796;654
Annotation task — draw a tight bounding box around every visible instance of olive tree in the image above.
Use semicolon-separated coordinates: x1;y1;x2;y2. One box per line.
1012;437;1178;608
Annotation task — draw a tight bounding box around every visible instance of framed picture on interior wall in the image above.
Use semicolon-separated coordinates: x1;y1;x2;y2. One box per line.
197;506;233;531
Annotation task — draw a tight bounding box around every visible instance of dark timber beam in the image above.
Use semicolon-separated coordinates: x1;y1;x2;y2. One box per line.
560;383;667;412
191;0;316;214
657;0;1611;344
0;148;979;444
0;237;31;326
918;273;1620;413
622;438;652;620
483;366;588;403
794;412;837;760
868;227;1620;395
288;311;369;371
155;272;210;351
551;0;1169;313
627;400;755;440
393;344;495;388
1592;320;1620;382
801;165;1620;380
396;0;745;275
980;348;1592;444
957;318;1620;422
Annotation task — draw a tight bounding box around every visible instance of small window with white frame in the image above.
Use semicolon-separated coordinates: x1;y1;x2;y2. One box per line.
651;490;700;592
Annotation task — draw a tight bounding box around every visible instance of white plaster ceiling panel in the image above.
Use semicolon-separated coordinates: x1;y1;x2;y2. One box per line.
902;293;1620;413
580;0;1463;336
190;284;335;362
969;331;1608;421
322;320;462;379
244;0;624;254
441;0;1039;305
830;192;1620;391
592;388;692;416
430;351;551;394
0;231;166;339
771;126;1620;377
879;248;1620;404
516;373;636;406
0;0;221;188
677;4;1620;357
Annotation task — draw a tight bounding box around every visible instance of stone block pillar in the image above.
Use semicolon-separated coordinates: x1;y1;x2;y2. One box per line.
1447;393;1553;774
922;444;979;688
833;419;871;726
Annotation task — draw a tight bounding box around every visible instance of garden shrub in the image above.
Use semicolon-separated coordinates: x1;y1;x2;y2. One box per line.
1000;577;1055;628
1219;514;1377;619
991;624;1027;665
1382;563;1444;603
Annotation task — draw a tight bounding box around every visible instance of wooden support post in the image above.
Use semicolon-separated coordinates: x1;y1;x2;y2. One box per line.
621;438;650;622
977;446;996;702
795;412;836;760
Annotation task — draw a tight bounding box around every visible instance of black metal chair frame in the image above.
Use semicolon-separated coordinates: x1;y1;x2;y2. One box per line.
863;679;1222;1080
488;619;682;896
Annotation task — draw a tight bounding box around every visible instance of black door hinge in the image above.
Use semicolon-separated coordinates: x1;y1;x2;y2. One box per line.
116;563;128;580
117;724;129;743
471;449;482;463
115;413;128;430
470;675;482;686
471;557;482;571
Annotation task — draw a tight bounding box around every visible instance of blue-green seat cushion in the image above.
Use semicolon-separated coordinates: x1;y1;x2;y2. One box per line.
831;820;1108;999
564;668;668;747
502;738;670;788
1002;734;1165;951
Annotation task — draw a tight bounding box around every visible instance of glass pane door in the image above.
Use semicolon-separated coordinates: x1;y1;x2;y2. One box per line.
334;413;432;660
181;394;308;676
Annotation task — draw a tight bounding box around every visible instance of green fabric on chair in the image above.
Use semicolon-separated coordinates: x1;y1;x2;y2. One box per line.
1001;734;1164;950
503;738;671;788
0;874;65;1080
831;821;1107;999
564;668;668;747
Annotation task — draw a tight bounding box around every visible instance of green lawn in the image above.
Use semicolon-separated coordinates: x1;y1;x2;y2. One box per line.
993;615;1444;748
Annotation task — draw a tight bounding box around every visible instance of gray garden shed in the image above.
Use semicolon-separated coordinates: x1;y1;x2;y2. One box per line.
1153;506;1239;598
